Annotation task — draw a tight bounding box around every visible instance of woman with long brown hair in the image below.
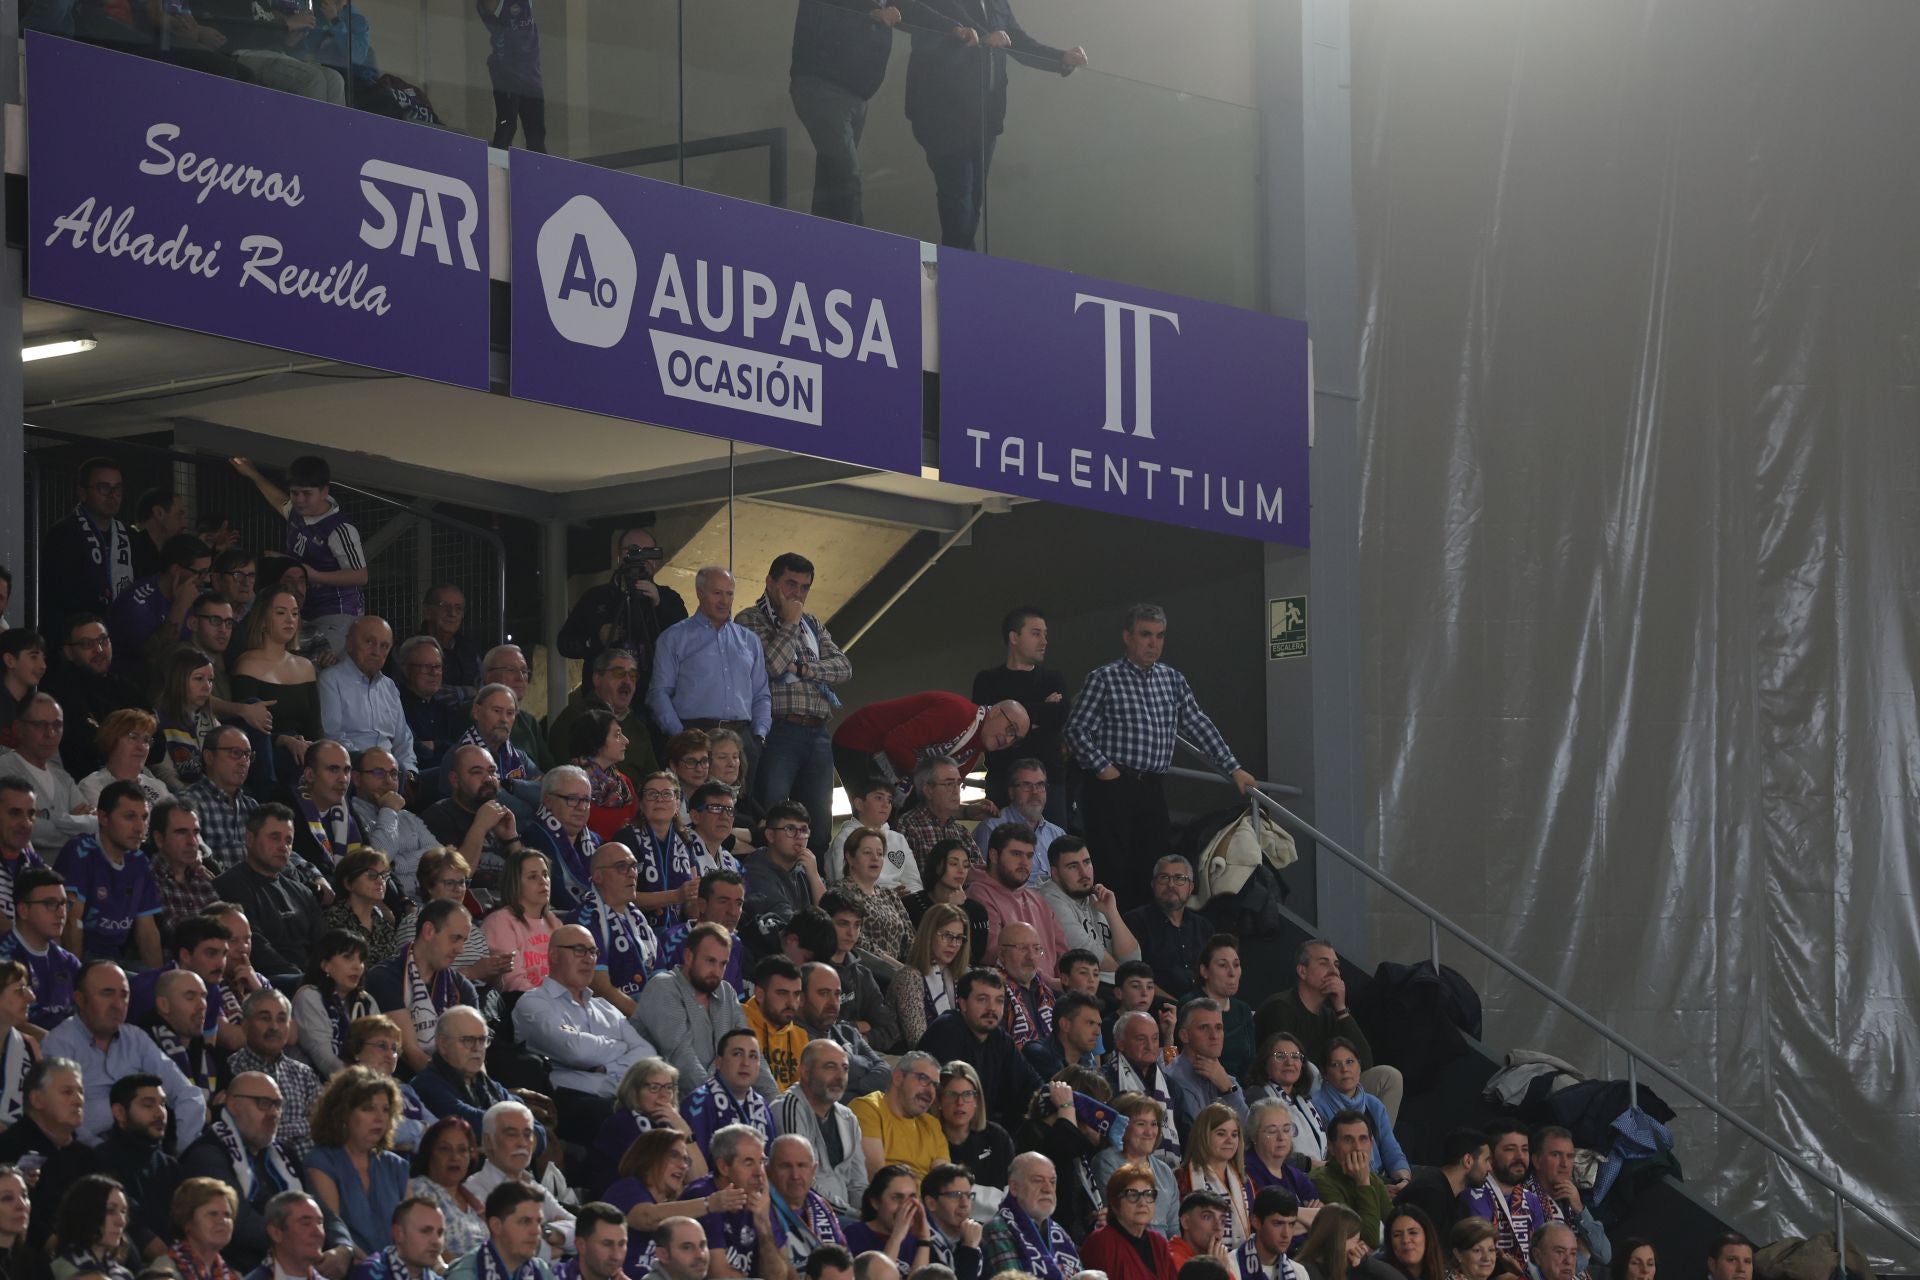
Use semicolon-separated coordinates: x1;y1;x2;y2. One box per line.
888;901;971;1047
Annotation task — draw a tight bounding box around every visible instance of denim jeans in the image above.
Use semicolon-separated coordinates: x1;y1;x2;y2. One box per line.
791;75;870;225
755;719;836;854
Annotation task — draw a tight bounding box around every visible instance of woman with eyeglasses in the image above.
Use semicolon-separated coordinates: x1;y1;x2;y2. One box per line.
616;772;703;925
48;1174;135;1280
0;964;40;1133
150;648;219;793
890;903;973;1049
230;584;323;788
293;928;381;1076
345;1014;429;1153
303;1065;410;1254
482;848;565;992
1243;1099;1322;1227
76;708;169;809
935;1060;1011;1205
830;827;915;962
1082;1161;1179;1280
605;1128;738;1277
585;1058;706;1201
565;712;637;845
1093;1094;1180;1237
323;848;401;966
400;848;510;986
663;731;712;823
1245;1031;1327;1165
407;1116;489;1266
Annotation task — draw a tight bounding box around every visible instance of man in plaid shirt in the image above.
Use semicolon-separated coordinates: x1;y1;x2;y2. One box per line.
738;553;852;856
182;724;259;874
1064;604;1256;910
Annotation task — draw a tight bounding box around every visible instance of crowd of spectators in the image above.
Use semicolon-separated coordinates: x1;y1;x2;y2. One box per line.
0;451;1719;1280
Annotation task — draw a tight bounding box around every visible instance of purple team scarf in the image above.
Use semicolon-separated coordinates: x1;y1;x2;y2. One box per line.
628;822;695;924
536;807;599;902
998;968;1055;1046
458;726;536;782
73;504;133;599
477;1241;542;1280
993;1199;1076;1280
1236;1238;1302;1280
572;886;659;994
771;1188;845;1253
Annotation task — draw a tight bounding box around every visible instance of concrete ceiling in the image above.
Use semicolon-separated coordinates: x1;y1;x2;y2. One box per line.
24;299;1005;531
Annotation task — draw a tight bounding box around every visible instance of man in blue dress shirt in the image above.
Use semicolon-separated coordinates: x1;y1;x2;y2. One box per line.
647;569;771;746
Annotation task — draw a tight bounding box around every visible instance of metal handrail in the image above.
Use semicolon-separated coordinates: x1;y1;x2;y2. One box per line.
1175;734;1920;1261
1165;765;1303;799
22;423;510;647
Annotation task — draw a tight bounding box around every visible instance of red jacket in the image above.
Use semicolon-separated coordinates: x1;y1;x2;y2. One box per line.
833;691;988;776
1085;1225;1179;1280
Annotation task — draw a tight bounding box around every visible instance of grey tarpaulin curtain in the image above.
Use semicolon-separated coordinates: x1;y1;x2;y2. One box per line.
1350;0;1920;1257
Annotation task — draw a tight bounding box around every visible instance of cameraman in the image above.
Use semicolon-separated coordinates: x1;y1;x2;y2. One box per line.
557;527;690;690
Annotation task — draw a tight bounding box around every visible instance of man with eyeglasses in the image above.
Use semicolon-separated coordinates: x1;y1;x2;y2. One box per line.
106;533;213;686
0;867;82;1028
893;756;977;874
567;840;662;1016
41;616;145;780
320;616;418;783
917;1163;982;1280
992;922;1054;1051
212;548;260;621
42;457;133;631
352;748;439;899
1104;1011;1181;1158
179;1071;356;1274
514;924;657;1143
182;724;260;873
832;693;1028;815
483;643;556;774
685;783;745;879
410;584;483;703
524;766;602;911
0;694;100;850
412;1004;553;1158
396;636;466;773
969;760;1065;886
849;1051;947;1181
772;1038;867;1217
742;802;827;942
548;647;659;787
1121;856;1214;1002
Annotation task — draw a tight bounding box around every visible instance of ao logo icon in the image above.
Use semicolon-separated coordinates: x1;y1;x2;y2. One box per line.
537;194;636;349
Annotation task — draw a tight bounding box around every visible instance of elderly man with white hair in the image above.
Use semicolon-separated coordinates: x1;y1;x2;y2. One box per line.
979;1152;1078;1280
522;764;602;908
647;568;772;743
687;1123;789;1280
768;1132;847;1268
464;1099;576;1261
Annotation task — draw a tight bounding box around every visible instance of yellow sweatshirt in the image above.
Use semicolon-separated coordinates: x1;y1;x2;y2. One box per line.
743;997;807;1092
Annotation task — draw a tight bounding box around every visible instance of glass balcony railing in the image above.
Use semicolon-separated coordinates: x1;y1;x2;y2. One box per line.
23;0;1259;306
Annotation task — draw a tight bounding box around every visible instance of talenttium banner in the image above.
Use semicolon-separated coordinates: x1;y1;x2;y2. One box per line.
510;150;924;474
25;35;490;389
938;251;1311;545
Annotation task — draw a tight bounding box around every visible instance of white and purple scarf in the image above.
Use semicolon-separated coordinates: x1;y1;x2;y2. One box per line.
1235;1239;1300;1280
400;943;460;1052
993;1199;1077;1280
573;886;659;995
478;1240;544;1280
74;504;133;600
0;1027;32;1126
537;807;599;903
212;1116;297;1202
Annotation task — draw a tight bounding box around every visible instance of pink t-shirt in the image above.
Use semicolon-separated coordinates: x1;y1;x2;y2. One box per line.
483;907;562;992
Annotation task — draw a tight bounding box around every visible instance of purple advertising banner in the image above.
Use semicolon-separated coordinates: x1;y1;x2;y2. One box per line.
26;34;490;389
938;252;1310;545
510;151;923;474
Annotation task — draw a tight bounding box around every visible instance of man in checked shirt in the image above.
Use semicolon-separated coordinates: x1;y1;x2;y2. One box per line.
1064;604;1257;910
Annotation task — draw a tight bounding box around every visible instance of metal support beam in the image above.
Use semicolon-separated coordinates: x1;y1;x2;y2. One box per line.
558;455;879;519
0;0;23;615
741;484;976;534
541;518;571;720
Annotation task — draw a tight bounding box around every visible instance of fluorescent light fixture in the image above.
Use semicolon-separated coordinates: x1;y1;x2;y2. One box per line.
22;332;98;362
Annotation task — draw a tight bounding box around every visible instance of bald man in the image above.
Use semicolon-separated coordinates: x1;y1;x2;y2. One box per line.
318;615;418;777
514;923;657;1144
832;692;1028;810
